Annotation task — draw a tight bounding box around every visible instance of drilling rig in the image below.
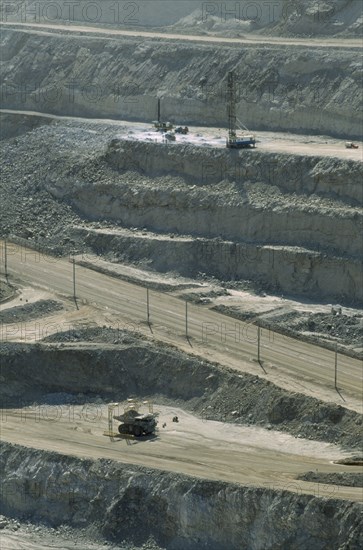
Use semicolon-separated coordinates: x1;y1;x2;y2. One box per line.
153;98;173;132
226;71;256;149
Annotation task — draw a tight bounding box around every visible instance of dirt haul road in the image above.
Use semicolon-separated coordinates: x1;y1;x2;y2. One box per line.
1;404;362;502
1;109;362;161
1;241;362;413
1;21;362;50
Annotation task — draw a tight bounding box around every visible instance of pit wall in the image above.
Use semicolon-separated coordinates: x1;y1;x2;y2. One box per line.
70;190;360;259
1;27;362;138
0;442;361;550
56;142;362;262
63;140;362;304
76;228;363;305
104;141;363;205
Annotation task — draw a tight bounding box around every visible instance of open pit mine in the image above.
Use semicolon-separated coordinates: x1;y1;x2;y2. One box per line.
0;1;362;549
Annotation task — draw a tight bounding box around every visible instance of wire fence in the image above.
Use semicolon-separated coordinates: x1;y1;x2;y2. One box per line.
1;238;362;400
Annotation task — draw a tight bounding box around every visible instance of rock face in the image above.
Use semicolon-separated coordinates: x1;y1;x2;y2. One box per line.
79;228;363;304
65;139;362;305
1;27;362;138
0;441;362;549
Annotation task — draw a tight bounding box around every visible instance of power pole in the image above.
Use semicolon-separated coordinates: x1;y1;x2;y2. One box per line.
72;258;76;301
334;343;338;390
4;239;8;279
185;300;188;340
257;326;261;363
147;288;150;325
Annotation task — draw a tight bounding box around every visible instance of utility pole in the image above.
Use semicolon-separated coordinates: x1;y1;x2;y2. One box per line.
4;239;8;279
72;258;76;301
334;343;338;390
147;288;150;325
185;300;188;340
257;326;261;363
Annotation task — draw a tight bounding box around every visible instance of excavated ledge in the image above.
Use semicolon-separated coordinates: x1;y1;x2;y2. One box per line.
103;140;363;206
1;441;362;550
75;227;363;305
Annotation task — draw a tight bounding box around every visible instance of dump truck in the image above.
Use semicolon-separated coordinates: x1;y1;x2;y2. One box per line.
113;408;158;437
345;142;359;149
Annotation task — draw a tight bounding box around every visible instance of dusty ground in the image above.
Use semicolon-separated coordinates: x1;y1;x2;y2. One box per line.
2;109;362;160
2;20;362;48
115;122;363;160
1;402;361;502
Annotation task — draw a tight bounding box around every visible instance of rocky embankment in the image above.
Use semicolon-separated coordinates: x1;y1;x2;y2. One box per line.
1;26;362;138
1;441;362;550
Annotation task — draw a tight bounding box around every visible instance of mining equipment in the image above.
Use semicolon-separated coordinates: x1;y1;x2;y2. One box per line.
153;98;173;132
175;126;189;134
106;400;158;438
164;130;176;141
345;142;359;149
226;71;256;149
115;408;157;436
